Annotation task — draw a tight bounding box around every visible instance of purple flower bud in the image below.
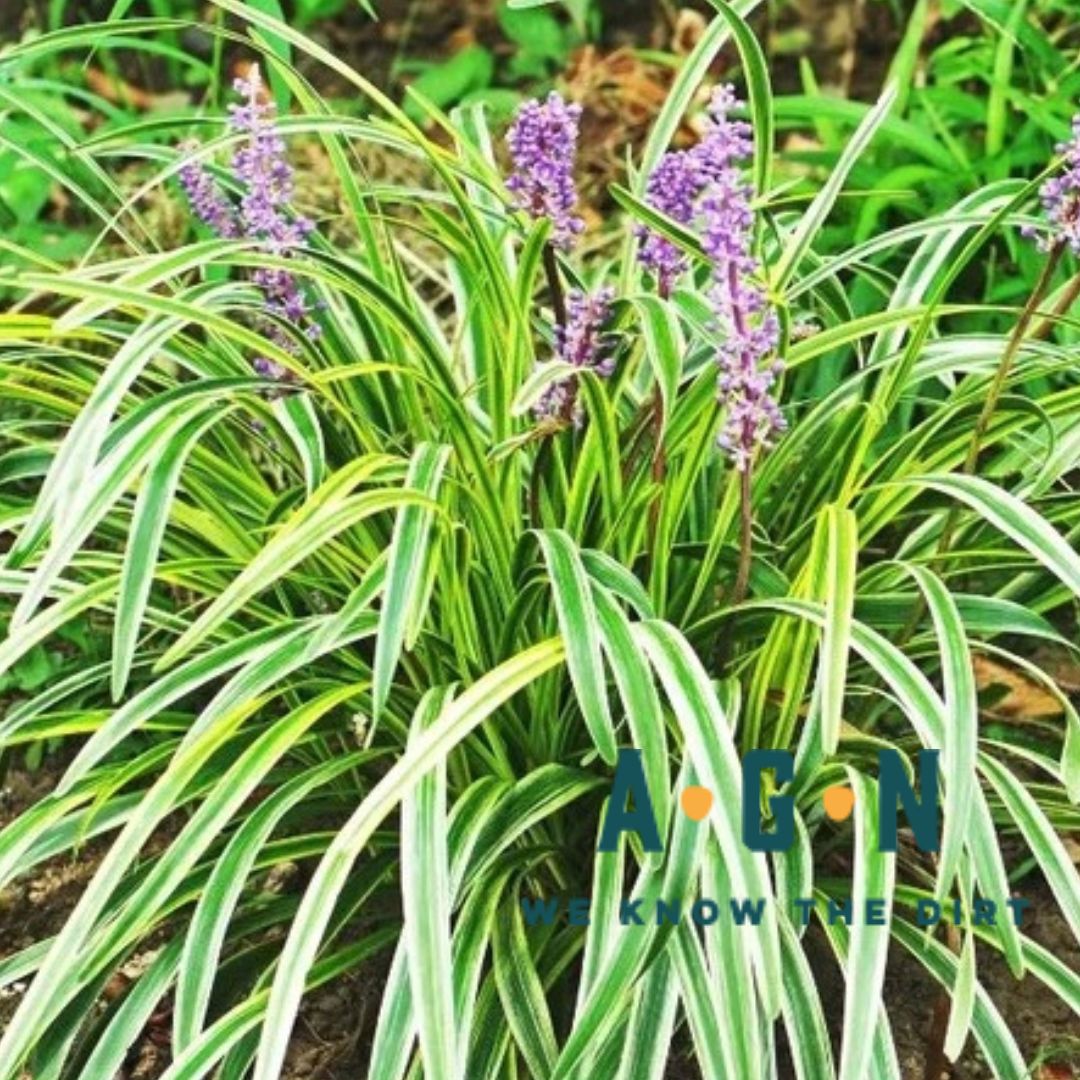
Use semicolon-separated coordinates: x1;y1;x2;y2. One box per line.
1029;113;1080;255
178;144;238;238
253;356;289;380
535;287;616;422
506;92;585;252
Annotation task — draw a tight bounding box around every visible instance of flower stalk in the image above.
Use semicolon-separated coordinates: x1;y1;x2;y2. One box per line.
637;86;784;607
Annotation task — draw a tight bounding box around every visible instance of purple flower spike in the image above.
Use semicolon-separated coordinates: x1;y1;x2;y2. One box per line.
229;67;316;355
636;84;753;297
636;151;700;297
638;84;782;467
701;178;784;471
506;92;585;252
230;68;314;256
698;88;783;471
177;65;319;383
1028;113;1080;255
178;147;238;238
536;287;616;422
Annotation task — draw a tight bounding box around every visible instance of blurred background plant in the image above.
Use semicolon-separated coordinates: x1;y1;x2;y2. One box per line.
4;0;1080;278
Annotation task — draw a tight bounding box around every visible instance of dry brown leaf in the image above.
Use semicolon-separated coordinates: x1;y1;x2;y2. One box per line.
563;46;682;204
673;9;708;56
1063;835;1080;866
1031;644;1080;693
446;26;476;52
973;655;1063;720
84;67;155;110
1034;1065;1075;1080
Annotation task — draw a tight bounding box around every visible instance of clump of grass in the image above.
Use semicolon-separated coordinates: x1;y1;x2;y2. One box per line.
0;4;1077;1079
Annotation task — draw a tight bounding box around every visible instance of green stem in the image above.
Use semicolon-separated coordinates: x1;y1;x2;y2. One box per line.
646;389;666;560
543;242;581;424
935;244;1063;562
542;243;566;329
733;465;754;606
712;466;754;673
1030;265;1080;342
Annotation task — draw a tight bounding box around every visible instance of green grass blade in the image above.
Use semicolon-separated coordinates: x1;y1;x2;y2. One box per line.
272;393;326;496
902;564;978;902
777;915;836;1080
633;620;782;1017
979;753;1080;944
172;754;367;1052
251;640;565;1080
905;473;1080;597
773;81;898;291
372;443;451;721
493;890;559;1079
702;0;774;195
402;687;458;1080
111;408;228;700
818;505;857;756
614;950;679;1080
592;585;670;853
536;530;617;765
837;769;895;1080
158;487;428;669
891;917;1026;1077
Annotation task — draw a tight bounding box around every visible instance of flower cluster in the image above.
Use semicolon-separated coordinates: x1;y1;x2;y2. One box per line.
1028;112;1080;255
637;151;700;297
636;85;753;298
536;287;616;422
177;65;318;381
178;151;238;239
641;85;784;469
506;92;585;252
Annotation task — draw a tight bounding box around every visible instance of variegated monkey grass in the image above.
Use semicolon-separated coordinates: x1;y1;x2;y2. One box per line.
0;4;1078;1080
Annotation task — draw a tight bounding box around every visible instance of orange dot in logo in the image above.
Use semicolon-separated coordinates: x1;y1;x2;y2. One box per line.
680;785;713;822
823;785;855;822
